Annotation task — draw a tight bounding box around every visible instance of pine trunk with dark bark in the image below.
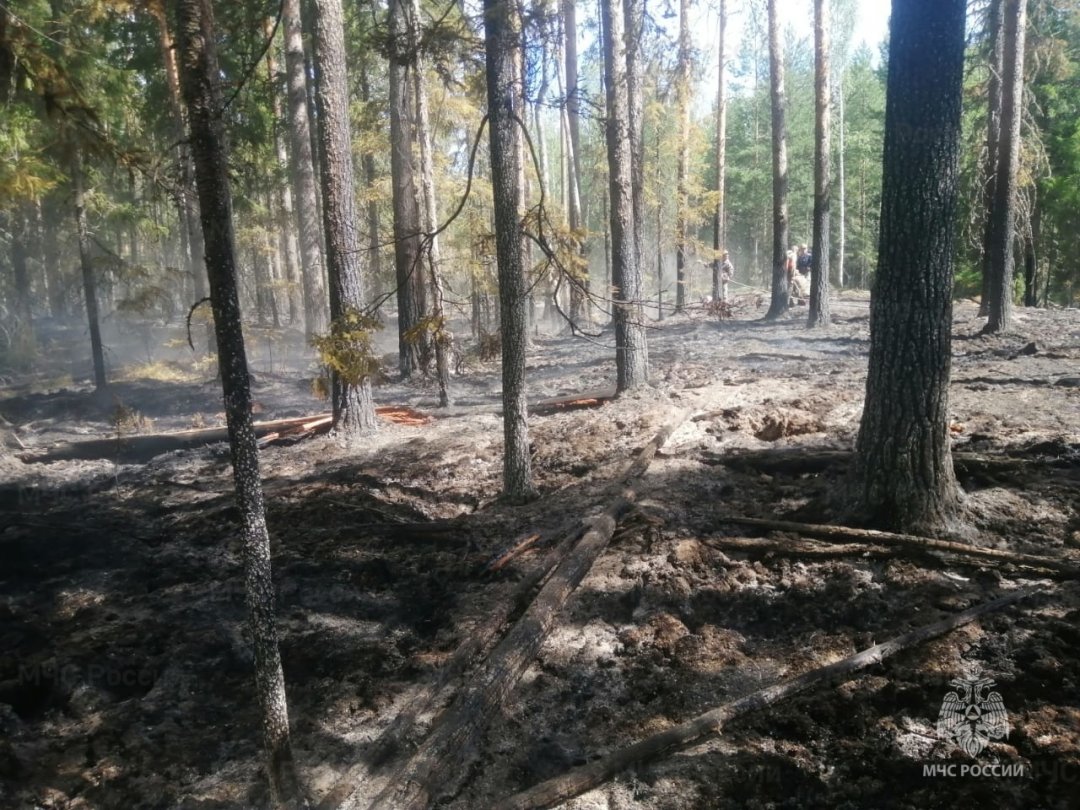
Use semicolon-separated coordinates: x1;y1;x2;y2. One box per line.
764;0;790;321
484;0;536;503
358;61;383;301
808;0;831;327
563;0;587;322
173;0;302;804
984;0;1027;334
283;0;325;338
603;0;648;390
311;0;378;440
852;0;966;534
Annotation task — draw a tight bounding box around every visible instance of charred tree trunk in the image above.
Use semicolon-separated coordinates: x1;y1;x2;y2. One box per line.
808;0;831;327
836;73;845;288
8;209;34;352
282;0;325;338
984;0;1027;334
311;0;379;439
712;0;727;303
674;0;691;312
358;61;383;301
852;0;966;534
1024;195;1040;307
603;0;648;390
72;152;108;390
39;197;66;318
173;0;302;804
764;0;790;321
484;0;537;503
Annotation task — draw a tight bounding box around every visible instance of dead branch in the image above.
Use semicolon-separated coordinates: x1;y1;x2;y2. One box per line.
530;389;616;416
720;516;1080;577
501;588;1040;809
486;533;542;572
350;413;688;810
704;535;897;560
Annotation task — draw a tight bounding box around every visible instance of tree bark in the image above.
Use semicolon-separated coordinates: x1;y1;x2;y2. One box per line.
712;0;727;303
172;0;302;804
8;208;34;353
852;0;966;534
764;0;790;320
984;0;1028;334
979;0;1005;318
603;0;648;391
311;0;379;440
485;0;536;503
282;0;325;339
71;152;108;390
808;0;831;327
674;0;691;312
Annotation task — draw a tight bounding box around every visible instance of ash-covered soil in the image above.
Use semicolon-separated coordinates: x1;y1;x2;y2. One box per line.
1;297;1079;809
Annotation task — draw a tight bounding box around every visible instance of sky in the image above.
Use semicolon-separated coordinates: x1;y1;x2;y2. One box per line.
686;0;890;100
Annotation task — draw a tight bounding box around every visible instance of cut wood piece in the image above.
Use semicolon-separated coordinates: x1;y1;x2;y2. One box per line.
721;516;1080;577
349;412;687;810
530;389;617;416
501;588;1039;809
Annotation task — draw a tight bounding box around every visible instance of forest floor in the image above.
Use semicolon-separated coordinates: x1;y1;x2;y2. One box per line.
1;295;1079;810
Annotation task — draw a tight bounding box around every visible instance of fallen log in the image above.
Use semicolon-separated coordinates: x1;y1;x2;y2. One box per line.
349;412;687;810
720;516;1080;577
705;535;897;560
18;406;427;463
705;447;1079;479
501;588;1039;810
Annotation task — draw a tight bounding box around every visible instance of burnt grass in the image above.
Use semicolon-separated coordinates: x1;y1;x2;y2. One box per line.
1;297;1079;809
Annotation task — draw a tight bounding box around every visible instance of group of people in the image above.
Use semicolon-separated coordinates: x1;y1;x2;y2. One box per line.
786;244;813;303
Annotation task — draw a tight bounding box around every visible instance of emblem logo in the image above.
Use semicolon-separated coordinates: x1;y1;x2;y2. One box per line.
936;676;1009;757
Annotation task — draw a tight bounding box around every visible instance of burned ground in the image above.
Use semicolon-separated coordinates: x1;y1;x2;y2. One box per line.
1;297;1078;809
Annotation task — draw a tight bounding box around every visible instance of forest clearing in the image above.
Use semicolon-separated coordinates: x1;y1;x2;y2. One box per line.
2;298;1079;808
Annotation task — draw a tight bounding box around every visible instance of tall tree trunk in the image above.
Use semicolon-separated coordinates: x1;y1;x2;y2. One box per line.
388;0;425;377
1024;194;1040;307
411;0;452;406
764;0;790;320
484;0;537;502
984;0;1027;334
836;73;845;288
852;0;966;534
39;197;66;318
9;209;34;350
264;17;301;327
979;0;1005;317
808;0;831;327
311;0;379;439
172;0;302;805
712;0;727;303
562;0;587;322
602;0;648;391
674;0;691;312
282;0;325;338
358;60;383;301
656;124;665;319
72;152;108;390
623;0;646;312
